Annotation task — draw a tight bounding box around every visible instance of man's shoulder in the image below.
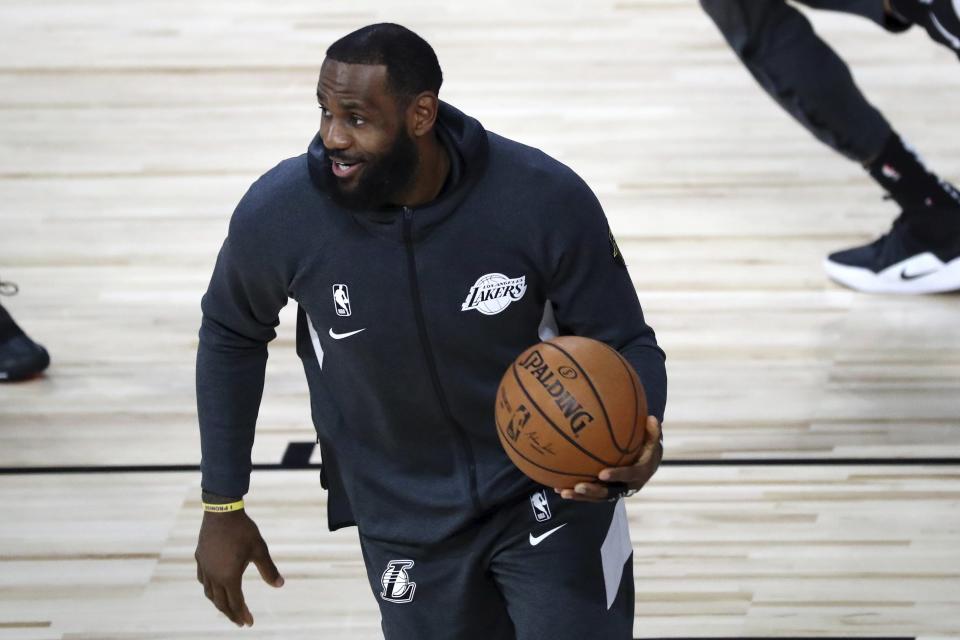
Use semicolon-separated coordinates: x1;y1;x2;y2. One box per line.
486;132;587;193
231;153;322;224
239;154;312;210
227;153;325;246
484;132;595;211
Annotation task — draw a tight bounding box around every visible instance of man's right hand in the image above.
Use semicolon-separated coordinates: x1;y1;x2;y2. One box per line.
195;509;284;627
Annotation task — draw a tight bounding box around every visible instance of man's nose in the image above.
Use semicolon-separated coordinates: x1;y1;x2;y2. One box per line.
323;119;351;151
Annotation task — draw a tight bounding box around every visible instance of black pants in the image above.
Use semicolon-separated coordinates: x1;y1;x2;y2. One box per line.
0;302;21;342
358;489;634;640
700;0;898;163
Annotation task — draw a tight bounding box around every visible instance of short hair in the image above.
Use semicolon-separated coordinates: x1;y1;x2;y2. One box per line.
326;23;443;100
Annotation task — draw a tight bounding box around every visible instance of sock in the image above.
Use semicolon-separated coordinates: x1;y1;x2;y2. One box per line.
0;303;26;343
882;0;914;32
867;133;960;211
887;0;919;24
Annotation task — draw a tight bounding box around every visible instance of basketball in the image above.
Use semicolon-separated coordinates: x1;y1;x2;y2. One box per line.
494;336;648;489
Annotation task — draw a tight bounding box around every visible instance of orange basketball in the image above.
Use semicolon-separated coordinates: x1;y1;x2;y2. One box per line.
494;336;648;489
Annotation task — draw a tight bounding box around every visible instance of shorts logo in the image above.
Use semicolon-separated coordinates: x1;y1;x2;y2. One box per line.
380;560;416;604
530;489;552;522
333;284;352;317
461;273;527;315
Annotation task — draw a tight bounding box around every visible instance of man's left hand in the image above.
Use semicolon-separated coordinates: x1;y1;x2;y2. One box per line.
557;415;662;502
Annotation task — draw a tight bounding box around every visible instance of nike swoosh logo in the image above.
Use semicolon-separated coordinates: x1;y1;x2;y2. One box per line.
900;267;938;281
529;523;567;546
328;328;366;340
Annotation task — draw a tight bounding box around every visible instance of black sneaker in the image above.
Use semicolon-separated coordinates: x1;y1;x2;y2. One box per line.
0;280;50;381
0;333;50;382
824;208;960;294
889;0;960;59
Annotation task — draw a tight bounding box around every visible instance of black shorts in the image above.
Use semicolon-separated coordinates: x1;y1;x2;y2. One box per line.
358;489;634;640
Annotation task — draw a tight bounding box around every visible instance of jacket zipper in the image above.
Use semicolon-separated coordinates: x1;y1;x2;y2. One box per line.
402;207;481;513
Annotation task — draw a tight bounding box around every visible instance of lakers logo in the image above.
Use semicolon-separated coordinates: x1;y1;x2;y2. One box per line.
461;273;527;315
380;560;416;604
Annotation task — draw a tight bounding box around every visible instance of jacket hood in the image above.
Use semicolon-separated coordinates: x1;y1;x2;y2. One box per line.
306;101;489;241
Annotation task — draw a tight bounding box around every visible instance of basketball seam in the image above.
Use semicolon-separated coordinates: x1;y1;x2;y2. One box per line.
606;346;644;461
608;349;637;463
541;341;631;456
510;363;619;468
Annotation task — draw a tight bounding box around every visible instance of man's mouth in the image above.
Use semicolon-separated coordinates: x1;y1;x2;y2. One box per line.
330;159;364;178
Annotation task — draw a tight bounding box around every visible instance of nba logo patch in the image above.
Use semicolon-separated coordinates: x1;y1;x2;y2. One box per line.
381;560;416;603
332;284;351;317
530;489;551;523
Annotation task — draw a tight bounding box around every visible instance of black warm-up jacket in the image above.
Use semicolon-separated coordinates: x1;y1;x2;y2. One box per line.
197;102;667;545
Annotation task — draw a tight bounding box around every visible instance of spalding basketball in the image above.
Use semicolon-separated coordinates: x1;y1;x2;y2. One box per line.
494;336;647;489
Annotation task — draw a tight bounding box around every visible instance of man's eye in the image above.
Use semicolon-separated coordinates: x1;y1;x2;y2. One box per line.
319;106;332;118
351;115;365;126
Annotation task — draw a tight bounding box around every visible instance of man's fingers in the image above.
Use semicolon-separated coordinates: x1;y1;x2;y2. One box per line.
225;580;253;627
636;417;661;458
561;418;663;502
559;488;605;502
559;482;608;502
599;417;661;478
202;575;214;602
202;572;245;627
598;454;658;488
645;415;661;441
253;542;285;588
598;465;644;484
212;584;243;626
634;445;655;467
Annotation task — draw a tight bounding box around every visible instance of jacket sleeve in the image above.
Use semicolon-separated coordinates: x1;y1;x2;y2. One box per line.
196;194;291;497
544;173;667;423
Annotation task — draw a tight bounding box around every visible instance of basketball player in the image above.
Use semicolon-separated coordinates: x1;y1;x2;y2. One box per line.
194;24;667;639
701;0;960;293
0;277;50;382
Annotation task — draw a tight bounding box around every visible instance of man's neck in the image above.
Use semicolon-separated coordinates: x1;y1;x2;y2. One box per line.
399;134;451;208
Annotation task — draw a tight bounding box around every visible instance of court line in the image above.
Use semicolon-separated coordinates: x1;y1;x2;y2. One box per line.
1;457;958;475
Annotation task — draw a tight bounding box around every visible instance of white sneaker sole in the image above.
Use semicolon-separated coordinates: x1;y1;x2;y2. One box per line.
823;251;960;294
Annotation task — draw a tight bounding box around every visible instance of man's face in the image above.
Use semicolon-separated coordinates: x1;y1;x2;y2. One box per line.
316;59;419;210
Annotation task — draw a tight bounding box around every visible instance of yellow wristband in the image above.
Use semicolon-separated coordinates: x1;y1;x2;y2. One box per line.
203;499;244;513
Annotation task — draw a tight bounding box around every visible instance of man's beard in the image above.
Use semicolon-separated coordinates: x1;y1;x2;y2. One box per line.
321;132;420;211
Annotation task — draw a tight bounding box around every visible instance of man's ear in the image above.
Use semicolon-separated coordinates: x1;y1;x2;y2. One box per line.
408;92;440;138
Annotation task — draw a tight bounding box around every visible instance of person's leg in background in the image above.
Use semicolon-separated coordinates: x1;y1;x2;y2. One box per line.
0;277;50;382
699;0;960;293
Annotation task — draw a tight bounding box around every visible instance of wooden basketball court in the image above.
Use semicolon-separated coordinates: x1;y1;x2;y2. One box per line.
1;1;958;638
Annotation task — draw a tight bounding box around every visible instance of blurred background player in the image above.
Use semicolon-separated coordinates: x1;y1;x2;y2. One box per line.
0;276;50;382
700;0;960;294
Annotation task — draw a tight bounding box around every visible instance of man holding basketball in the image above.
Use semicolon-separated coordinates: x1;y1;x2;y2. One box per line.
195;23;667;639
